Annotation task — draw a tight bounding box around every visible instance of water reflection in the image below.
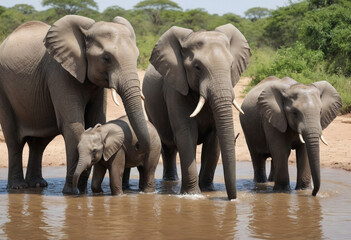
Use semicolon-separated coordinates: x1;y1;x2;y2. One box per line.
248;192;323;239
0;162;350;239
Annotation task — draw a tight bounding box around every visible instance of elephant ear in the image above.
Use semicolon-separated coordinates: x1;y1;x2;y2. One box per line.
103;128;125;161
44;15;95;83
215;24;251;87
113;16;136;44
149;26;193;96
312;81;342;129
258;83;290;133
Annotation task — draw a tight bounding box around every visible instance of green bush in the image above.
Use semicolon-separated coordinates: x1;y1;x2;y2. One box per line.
243;45;351;113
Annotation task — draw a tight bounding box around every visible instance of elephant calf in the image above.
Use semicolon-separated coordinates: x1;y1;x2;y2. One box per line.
73;116;161;195
240;76;342;196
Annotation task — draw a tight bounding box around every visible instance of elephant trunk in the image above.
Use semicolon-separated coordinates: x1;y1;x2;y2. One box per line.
111;71;150;153
303;128;321;196
73;158;90;193
209;87;237;200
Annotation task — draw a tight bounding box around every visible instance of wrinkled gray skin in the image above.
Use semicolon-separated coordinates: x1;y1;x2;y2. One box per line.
240;76;342;196
0;15;150;194
73;116;161;195
142;25;251;200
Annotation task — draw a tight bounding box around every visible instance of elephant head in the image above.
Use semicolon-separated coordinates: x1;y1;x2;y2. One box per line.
258;78;342;196
44;15;149;152
73;123;125;193
149;24;251;199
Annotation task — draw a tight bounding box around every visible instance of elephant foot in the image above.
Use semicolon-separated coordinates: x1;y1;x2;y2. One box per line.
268;174;274;182
254;169;268;183
273;183;291;193
142;187;156;193
7;178;29;190
27;176;48;188
180;185;201;195
295;181;311;190
62;180;86;195
122;181;130;190
199;182;215;192
162;174;179;181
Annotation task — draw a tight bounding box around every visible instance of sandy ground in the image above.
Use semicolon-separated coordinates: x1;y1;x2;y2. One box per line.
0;71;350;172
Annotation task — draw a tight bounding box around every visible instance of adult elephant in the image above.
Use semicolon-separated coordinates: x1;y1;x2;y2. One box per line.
240;76;342;196
0;15;150;194
142;24;251;200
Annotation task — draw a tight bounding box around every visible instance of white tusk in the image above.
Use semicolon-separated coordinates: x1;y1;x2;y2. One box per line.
320;135;328;146
141;92;145;101
232;99;244;115
299;134;305;144
111;88;120;106
190;96;205;118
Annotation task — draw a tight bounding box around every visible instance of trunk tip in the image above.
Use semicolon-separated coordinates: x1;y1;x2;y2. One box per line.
312;188;319;196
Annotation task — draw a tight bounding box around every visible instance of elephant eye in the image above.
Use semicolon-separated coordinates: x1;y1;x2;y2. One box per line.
194;64;201;72
102;54;111;63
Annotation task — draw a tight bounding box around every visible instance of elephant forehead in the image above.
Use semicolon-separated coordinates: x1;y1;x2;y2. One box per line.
288;86;322;108
88;22;130;41
183;31;229;48
78;132;101;149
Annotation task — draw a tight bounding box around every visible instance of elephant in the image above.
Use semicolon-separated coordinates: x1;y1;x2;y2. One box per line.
0;15;150;194
73;116;161;195
239;76;342;196
142;24;251;200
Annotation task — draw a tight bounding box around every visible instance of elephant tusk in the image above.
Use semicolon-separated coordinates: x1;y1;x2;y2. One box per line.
111;88;120;106
320;135;328;146
232;99;244;115
299;134;305;144
141;91;145;101
190;96;206;118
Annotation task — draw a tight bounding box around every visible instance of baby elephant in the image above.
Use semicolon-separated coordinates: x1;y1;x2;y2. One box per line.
73;116;161;195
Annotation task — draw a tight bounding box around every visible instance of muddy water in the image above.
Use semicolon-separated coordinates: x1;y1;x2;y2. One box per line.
0;162;350;239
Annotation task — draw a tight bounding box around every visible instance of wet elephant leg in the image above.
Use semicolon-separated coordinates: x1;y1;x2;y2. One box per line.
295;145;311;190
199;130;220;191
175;128;200;195
25;136;54;187
271;149;291;192
109;150;125;195
162;143;178;181
122;168;131;189
91;162;107;193
7;141;26;189
252;153;268;183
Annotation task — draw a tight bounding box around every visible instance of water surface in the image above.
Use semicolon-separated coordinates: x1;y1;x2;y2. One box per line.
0;162;350;239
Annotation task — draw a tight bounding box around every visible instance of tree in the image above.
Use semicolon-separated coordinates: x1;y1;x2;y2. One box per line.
244;7;271;21
134;0;182;26
41;0;98;15
11;4;36;15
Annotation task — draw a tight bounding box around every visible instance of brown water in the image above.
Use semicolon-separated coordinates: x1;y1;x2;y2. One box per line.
0;162;350;239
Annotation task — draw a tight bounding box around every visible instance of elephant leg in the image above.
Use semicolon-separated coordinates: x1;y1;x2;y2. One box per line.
61;123;85;194
252;153;268;183
91;162;107;193
122;168;131;189
6;141;26;189
199;130;220;191
175;128;200;195
25;136;54;188
268;160;274;182
271;149;291;192
295;145;311;190
140;147;160;192
109;150;125;195
162;143;178;181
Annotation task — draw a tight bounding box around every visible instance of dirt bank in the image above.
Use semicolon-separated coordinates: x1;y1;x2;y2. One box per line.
0;72;350;171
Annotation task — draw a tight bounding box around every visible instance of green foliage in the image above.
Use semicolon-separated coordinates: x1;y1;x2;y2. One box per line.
244;46;351;113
